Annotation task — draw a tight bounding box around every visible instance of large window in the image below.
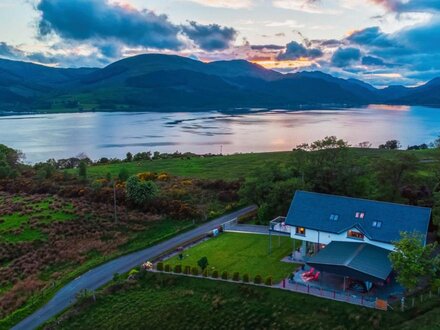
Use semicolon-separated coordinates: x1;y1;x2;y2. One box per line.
348;230;364;240
295;227;306;236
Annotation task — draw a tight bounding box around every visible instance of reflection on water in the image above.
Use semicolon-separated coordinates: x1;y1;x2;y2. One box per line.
1;106;439;163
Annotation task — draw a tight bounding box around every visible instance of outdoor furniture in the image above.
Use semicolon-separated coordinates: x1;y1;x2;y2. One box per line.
309;271;320;281
301;269;317;281
302;267;315;277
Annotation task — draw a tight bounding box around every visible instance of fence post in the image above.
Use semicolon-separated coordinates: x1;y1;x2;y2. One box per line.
282;279;286;288
333;290;336;299
307;285;310;293
401;297;405;312
361;295;364;306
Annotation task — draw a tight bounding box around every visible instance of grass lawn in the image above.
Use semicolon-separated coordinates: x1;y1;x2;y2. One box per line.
83;148;438;181
46;272;440;330
165;233;298;282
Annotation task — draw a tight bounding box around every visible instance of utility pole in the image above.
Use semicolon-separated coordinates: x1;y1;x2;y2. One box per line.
220;145;223;155
113;180;118;223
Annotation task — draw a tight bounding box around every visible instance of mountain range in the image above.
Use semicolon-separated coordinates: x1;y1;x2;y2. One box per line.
0;54;439;113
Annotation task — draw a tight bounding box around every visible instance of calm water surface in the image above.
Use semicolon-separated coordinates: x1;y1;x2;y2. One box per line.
1;105;440;163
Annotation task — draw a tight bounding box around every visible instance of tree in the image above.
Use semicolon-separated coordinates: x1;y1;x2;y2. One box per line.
197;257;209;271
0;144;23;167
35;163;55;180
374;153;418;201
433;135;440;149
295;137;367;197
432;192;440;238
118;168;130;181
0;144;23;179
78;161;87;179
125;152;133;162
389;232;439;292
126;175;159;206
358;141;372;149
379;140;401;150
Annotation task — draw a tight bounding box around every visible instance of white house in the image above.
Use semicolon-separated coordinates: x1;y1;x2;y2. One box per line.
272;191;432;283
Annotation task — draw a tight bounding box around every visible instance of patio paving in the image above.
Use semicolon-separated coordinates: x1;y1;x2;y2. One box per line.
289;267;404;301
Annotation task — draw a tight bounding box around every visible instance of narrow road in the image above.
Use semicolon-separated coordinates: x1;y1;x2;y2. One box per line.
12;205;257;330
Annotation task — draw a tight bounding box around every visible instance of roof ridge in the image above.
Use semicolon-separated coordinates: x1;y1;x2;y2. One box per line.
296;190;432;211
344;243;365;266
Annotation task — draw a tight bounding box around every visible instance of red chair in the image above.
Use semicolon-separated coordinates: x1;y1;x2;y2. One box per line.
310;272;320;281
303;267;315;277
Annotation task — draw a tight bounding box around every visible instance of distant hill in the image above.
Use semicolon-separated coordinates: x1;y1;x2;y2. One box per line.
0;54;438;112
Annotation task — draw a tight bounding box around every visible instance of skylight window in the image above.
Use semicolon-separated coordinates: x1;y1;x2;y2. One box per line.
330;214;339;221
355;212;365;219
372;221;382;228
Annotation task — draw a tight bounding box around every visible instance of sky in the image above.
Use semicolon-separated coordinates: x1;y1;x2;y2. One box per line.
0;0;439;87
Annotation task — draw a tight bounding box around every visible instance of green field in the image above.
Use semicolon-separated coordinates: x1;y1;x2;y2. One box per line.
165;233;298;282
84;148;438;180
0;196;76;243
46;272;440;330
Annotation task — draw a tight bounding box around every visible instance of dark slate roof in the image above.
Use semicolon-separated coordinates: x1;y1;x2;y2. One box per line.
307;241;392;282
285;191;431;244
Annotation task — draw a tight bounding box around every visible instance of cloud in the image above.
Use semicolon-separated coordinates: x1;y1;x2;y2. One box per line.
347;27;393;47
183;0;253;9
331;47;362;67
251;44;285;50
0;42;24;59
36;0;183;50
369;0;440;13
181;21;237;51
265;20;304;28
273;0;339;14
277;41;323;60
361;55;386;66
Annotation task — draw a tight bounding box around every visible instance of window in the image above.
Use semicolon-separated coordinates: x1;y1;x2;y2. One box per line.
372;221;382;228
295;227;306;236
355;212;365;219
348;230;364;240
329;214;339;221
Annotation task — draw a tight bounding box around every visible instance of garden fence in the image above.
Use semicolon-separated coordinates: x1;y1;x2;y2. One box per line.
283;280;380;309
397;288;440;312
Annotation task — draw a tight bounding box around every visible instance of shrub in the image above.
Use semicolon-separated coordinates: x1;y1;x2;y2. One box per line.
221;271;228;280
202;269;208;277
113;273;121;282
243;273;250;283
156;262;164;271
184;266;191;275
118;168;130;181
164;264;171;272
197;256;209;271
174;265;182;274
232;272;240;281
191;267;199;276
265;276;273;286
78;161;87;179
212;270;219;278
126;176;159;206
254;275;262;284
128;269;139;278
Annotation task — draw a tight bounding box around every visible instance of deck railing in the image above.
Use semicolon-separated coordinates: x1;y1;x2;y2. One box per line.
282;279;382;309
269;216;291;234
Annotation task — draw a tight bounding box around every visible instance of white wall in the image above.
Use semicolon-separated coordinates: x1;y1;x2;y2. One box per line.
290;226;394;251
